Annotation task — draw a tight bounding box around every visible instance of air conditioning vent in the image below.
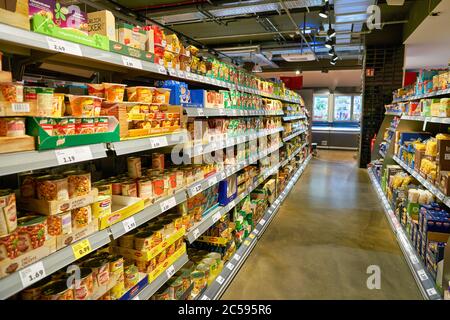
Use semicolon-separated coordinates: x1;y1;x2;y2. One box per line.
281;53;316;62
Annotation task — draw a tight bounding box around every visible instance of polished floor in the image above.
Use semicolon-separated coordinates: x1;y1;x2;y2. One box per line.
222;150;422;300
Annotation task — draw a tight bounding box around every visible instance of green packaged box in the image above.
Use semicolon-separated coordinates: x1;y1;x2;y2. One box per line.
31;14;109;51
109;40;154;62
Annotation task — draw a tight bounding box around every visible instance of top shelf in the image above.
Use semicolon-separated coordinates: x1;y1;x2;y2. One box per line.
0;23;301;105
392;88;450;103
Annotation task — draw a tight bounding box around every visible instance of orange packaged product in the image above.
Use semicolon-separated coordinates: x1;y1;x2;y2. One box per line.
0;82;24;102
153;88;171;104
67;95;102;117
87;84;105;98
103;83;126;103
126;86;154;103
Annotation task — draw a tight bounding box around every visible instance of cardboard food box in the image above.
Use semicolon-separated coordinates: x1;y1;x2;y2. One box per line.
414;149;425;172
0;135;35;154
18;189;98;215
97;195;145;230
109;41;154;63
190;90;224;109
147;243;186;283
26;116;120;150
0;101;38;116
438;171;450;196
145;28;154;54
111;227;185;262
0;237;56;278
438;139;450;171
55;219;98;250
88;10;116;41
118;273;148;300
0;0;29;30
117;23;146;51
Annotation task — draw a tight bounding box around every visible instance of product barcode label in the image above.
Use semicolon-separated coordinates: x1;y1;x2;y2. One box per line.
212;212;222;223
226;262;235;271
166;265;175;279
234;254;241;261
55;146;93;165
216;275;225;285
72;239;92;259
122;56;143;69
149;136;168;149
46;37;82;56
122;217;137;233
11;103;30;113
160;197;176;212
193;228;200;239
19;261;46;288
417;269;428;281
190;184;202;196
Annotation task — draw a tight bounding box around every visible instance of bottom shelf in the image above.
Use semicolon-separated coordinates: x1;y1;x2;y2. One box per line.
197;154;312;300
367;168;441;300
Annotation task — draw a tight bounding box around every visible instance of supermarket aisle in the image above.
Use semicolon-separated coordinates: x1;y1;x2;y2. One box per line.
223;150;422;300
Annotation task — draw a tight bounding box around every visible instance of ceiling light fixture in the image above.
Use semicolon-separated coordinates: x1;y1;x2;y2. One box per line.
325;38;335;49
295;70;300;75
319;4;329;19
328;47;335;56
332;54;338;62
330;60;336;65
327;24;336;38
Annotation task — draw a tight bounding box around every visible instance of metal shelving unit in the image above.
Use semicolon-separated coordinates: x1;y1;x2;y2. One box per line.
280;142;308;167
282;128;307;143
184;108;283;117
197;156;311;300
401;115;450;125
367;169;441;300
282;115;306;121
393;88;450;103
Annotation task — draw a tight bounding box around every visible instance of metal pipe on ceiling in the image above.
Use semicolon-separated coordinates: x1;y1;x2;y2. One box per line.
278;0;318;61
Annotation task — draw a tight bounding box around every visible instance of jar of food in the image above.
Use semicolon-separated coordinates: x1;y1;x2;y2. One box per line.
40;280;74;300
36;175;69;201
0;118;26;137
137;178;153;200
118;230;138;249
70;267;94;300
0;231;19;260
103;83;126;103
167;277;184;300
190;269;207;297
71;206;92;229
121;180;138;197
0;82;24;102
83;258;110;291
47;211;72;236
126;86;154;103
91;195;112;219
124;262;139;289
64;170;91;198
92;180;112;196
87;83;105;98
134;231;153;251
67;95;102;117
17;215;47;250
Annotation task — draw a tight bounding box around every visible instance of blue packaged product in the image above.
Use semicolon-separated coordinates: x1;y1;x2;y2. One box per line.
161;80;191;105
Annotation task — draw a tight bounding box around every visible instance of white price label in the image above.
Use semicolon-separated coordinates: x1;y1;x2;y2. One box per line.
122;56;143;69
216;275;225;285
19;261;46;288
158;66;166;74
253;229;259;235
185;72;192;79
208;176;218;187
219;109;226;116
417;269;428;281
168;68;177;76
55;146;93;165
259;219;266;225
197;109;205;116
200;295;211;300
226;262;235;271
122;217;137;233
132;295;140;300
46;37;82;56
426;288;437;296
177;70;185;78
190;184;202;196
160;197;176;212
226;202;234;212
166;265;176;279
193;228;200;239
149;136;168;149
11;102;30;113
212;212;222;223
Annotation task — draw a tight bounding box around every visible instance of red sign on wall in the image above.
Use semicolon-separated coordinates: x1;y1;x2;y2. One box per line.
280;76;303;90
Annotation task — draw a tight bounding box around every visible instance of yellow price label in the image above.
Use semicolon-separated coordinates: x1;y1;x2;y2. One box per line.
72;239;92;260
249;234;255;239
244;240;251;246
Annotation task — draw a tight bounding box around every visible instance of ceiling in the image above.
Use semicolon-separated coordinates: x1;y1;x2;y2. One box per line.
404;0;450;70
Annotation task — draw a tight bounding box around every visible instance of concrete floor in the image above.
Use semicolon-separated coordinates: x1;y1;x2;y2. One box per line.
222;150;422;300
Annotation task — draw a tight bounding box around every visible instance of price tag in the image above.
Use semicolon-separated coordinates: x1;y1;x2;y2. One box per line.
253;229;259;235
417;269;428;281
19;261;46;288
166;265;176;279
158;65;166;74
11;102;30;113
72;239;92;259
122;217;137;233
46;37;82;56
200;295;211;300
160;197;176;212
55;146;93;165
190;184;203;196
219;109;226;116
168;68;177;76
249;234;255;239
122;56;143;69
234;254;241;261
193;228;200;239
212;212;222;223
132;295;140;300
149;136;168;149
216;275;225;285
208;176;218;187
259;219;266;225
243;240;251;246
226;202;234;212
226;262;235;271
177;70;185;78
427;288;438;296
197;109;205;116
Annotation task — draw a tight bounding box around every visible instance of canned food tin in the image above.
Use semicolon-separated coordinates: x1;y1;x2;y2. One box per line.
121;181;138;197
111;180;122;195
0;190;17;236
71;205;92;229
92;181;112;196
40;280;74;300
190;270;207;296
17;215;47;250
127;157;142;179
36;174;69;201
65;170;91;198
124;262;139;289
0;231;19;261
47;211;72;236
20;278;47;300
167;277;184;300
153;286;171;300
151;176;166;198
152;153;165;171
134;231;154;251
108;254;124;274
118;230;138;249
71;267;94;300
137;178;153;199
83;258;110;290
18;172;41;199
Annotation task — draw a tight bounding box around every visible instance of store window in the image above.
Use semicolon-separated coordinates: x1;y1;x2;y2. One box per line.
353;95;362;121
334;95;352;121
313;96;329;121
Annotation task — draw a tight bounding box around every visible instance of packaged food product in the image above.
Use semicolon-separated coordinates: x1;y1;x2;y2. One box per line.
153;285;171;300
36;175;69;201
0;231;19;260
108;254;124;275
110;279;125;300
52;93;66;117
155;249;167;266
40;280;74;300
38;117;56;136
118;230;138;249
122;180;138;197
20;279;47;300
92;195;112;219
19;173;41;199
17;215;47;250
83;258;110;291
190;269;207;296
0;118;26;137
152;153;165;171
152;88;171;104
134;231;154;251
104;83;126;102
71;206;92;229
145;225;163;246
0;82;24;102
67;95;102;117
167;277;184;300
24;87;54;117
0;190;17;236
137;178;153;200
64;171;91;198
87;83;105;98
152;176;166;198
127;156;142;179
124;262;139;289
93;180;113;196
111;180;122;195
75;117;95;134
54;117;76;135
95;117;109;133
71;267;94;300
99;291;111;300
127;86;154;103
47;211;72;236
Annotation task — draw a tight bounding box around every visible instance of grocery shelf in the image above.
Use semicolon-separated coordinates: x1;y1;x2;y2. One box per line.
0;143;108;177
108;189;188;240
393;88;450;103
280;142;308;167
109;131;189;156
0;229;111;300
197;156;311;300
179;282;195;300
367;168;441;300
392;155;450;206
131;253;189;300
184;108;283;117
282;128;307;143
385;111;403;116
282;115;306;121
401;115;450;125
